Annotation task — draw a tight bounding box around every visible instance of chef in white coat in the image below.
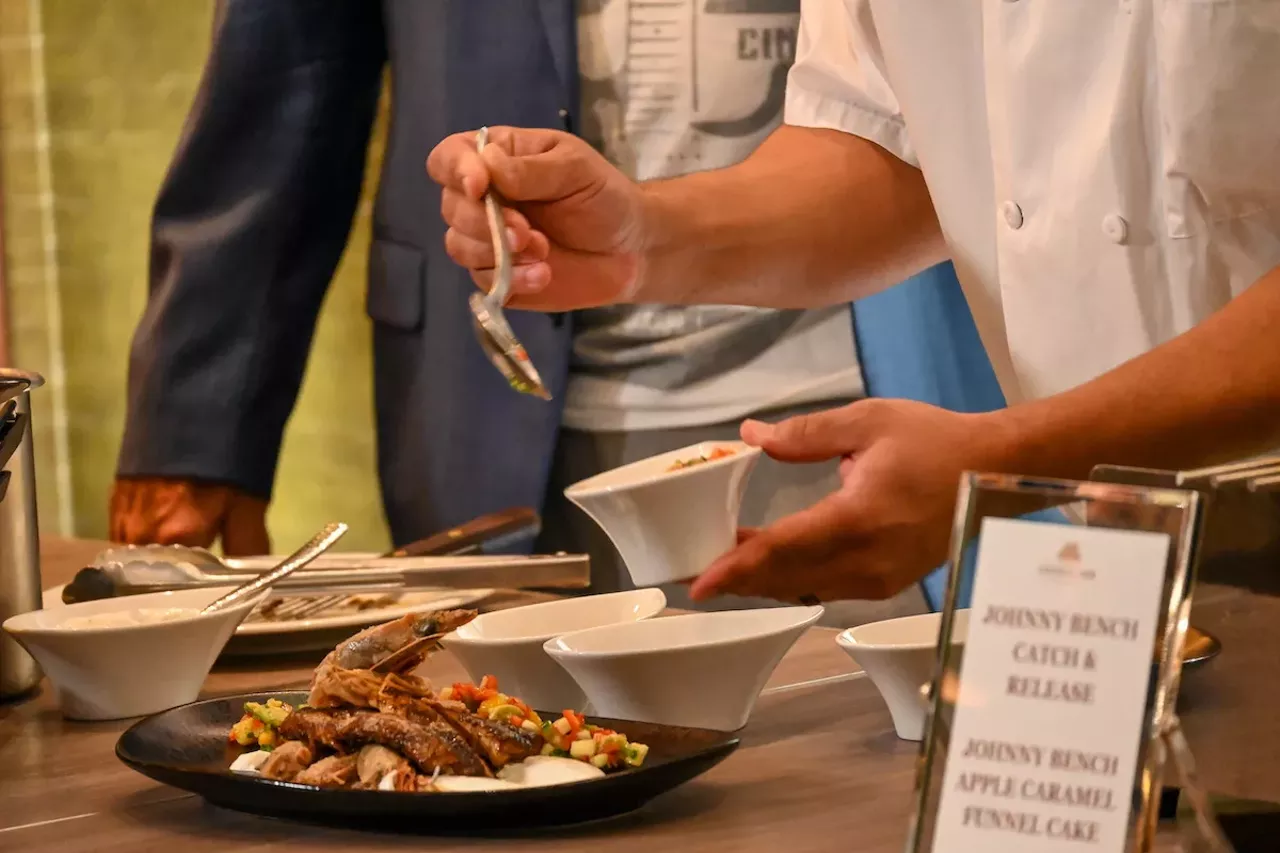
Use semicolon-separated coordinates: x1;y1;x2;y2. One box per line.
427;0;1280;605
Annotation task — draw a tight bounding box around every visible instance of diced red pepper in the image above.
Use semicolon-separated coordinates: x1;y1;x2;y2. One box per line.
561;710;586;739
479;675;498;692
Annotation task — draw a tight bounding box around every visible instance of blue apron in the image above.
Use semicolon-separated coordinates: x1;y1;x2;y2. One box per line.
851;262;1064;610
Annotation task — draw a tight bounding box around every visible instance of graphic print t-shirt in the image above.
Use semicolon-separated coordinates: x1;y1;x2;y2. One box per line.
565;0;864;433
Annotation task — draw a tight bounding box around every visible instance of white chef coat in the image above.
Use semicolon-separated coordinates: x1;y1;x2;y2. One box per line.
785;0;1280;405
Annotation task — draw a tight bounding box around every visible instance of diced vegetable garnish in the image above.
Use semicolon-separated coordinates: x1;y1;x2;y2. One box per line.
227;697;293;748
624;743;649;767
569;738;598;759
434;679;648;771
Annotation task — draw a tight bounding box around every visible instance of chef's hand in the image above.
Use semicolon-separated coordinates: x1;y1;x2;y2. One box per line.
426;126;645;311
109;477;270;557
689;400;1015;603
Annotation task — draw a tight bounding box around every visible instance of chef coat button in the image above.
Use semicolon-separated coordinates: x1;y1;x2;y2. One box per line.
1102;213;1129;245
1001;201;1024;230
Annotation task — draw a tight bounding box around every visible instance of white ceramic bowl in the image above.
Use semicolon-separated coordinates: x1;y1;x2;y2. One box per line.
544;605;823;731
564;440;761;587
440;589;667;711
836;610;969;741
2;585;266;721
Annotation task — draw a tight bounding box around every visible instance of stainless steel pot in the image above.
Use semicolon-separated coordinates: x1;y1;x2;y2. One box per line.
0;368;44;699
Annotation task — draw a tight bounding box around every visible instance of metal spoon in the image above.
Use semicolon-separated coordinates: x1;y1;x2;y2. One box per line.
200;522;348;614
468;126;551;400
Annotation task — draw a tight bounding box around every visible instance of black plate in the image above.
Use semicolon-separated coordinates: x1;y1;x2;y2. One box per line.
116;691;739;831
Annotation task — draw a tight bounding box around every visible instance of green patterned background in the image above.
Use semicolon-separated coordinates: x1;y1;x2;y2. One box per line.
0;0;390;552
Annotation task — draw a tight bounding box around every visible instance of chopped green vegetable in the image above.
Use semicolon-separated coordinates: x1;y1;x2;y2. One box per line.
569;739;598;759
623;743;649;767
246;699;290;728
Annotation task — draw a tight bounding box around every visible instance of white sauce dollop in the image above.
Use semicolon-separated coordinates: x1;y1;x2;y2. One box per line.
61;607;200;630
496;756;605;788
229;750;270;775
432;776;523;792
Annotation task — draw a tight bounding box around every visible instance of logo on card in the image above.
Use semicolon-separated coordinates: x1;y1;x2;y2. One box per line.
1040;541;1095;580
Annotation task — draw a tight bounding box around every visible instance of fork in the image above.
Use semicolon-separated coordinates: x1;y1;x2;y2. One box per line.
251;592;389;623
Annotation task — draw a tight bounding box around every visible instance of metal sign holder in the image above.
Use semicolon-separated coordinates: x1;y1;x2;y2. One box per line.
905;472;1233;853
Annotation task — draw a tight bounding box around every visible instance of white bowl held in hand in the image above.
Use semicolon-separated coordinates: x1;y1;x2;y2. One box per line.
563;440;761;587
440;589;667;712
2;585;266;721
544;605;823;731
836;610;969;741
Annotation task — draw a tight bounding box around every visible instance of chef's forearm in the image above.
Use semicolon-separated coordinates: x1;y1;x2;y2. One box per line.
633;124;946;306
998;266;1280;478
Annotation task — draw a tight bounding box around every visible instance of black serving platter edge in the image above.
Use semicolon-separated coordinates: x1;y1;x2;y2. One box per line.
116;691;740;832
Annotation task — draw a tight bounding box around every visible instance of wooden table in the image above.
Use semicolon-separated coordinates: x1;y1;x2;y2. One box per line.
1;539;1275;851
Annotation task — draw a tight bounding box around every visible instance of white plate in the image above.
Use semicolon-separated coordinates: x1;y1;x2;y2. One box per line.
42;585;494;654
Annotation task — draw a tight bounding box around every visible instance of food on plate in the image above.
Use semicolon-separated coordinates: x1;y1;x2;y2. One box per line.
229;698;294;749
497;755;605;786
227;610;648;793
260;741;313;780
251;593;400;623
61;607;200;630
440;678;647;770
666;446;736;472
432;775;523;792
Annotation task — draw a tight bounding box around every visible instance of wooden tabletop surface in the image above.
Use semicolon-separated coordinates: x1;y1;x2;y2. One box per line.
1;538;1276;851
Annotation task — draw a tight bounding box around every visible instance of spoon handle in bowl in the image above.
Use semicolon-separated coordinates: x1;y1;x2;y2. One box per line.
200;522;348;614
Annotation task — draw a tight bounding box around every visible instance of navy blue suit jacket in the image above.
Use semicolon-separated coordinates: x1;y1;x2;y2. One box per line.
119;0;581;546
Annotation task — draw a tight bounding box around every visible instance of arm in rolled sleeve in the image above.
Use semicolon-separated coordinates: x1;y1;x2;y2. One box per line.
629;0;941;308
116;0;386;499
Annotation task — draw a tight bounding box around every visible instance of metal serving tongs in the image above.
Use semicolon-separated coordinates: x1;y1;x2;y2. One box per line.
467;127;551;400
201;522;348;613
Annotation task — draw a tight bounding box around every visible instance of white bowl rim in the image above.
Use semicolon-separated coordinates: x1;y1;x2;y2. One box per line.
563;440;761;500
836;609;970;653
1;584;267;637
443;588;668;646
543;605;824;659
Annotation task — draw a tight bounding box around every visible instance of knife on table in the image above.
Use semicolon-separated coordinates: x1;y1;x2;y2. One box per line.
384;507;540;557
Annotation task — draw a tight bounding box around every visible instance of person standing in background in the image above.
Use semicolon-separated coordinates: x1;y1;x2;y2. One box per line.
537;0;905;621
114;0;995;624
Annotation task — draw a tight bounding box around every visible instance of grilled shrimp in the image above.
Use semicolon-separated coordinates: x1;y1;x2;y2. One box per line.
309;609;477;703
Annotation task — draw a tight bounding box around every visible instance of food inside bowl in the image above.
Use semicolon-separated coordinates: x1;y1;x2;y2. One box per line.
666;446;736;472
226;610;647;792
61;607;201;630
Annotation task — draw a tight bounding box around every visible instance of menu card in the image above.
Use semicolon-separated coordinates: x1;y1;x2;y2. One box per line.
931;517;1171;853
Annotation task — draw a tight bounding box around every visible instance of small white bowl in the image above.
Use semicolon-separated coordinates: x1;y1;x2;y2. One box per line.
2;585;265;721
564;440;761;587
544;605;823;731
440;589;667;712
836;610;969;741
